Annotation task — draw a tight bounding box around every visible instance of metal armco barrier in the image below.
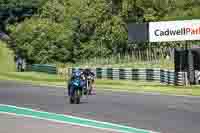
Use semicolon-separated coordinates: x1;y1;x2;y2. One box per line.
68;68;187;86
195;70;200;84
26;64;57;74
25;64;187;85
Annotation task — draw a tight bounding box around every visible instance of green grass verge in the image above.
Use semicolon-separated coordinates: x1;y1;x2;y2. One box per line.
0;72;200;96
0;41;16;72
0;72;65;87
96;80;200;96
0;72;65;82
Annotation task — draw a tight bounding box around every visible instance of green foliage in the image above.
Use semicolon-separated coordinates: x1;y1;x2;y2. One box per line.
9;18;73;64
39;0;67;23
0;0;47;31
3;0;200;65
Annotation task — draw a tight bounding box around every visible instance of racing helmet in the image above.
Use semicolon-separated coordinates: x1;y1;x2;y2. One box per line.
73;69;81;77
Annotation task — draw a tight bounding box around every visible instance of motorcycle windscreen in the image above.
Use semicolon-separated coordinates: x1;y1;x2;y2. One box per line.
72;79;80;87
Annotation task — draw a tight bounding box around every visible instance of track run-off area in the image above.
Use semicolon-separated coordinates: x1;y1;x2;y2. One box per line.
1;81;200;133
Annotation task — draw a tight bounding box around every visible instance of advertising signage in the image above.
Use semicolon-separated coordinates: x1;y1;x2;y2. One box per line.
149;20;200;42
128;23;148;42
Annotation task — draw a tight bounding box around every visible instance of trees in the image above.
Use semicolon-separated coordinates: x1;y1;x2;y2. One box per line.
9;18;73;64
0;0;47;32
4;0;200;64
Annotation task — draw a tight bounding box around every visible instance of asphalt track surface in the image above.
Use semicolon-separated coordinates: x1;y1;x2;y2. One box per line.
0;114;114;133
0;80;200;133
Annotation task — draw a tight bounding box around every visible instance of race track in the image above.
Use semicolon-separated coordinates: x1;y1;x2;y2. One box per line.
0;113;114;133
0;80;200;133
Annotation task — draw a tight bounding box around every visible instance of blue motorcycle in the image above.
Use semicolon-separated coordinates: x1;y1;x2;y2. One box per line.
68;71;87;104
68;78;81;104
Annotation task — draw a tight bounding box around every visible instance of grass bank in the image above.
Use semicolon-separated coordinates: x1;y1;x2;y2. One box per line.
0;71;200;96
0;41;15;72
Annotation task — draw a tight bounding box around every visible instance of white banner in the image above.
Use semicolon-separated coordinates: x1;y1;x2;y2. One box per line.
149;20;200;42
